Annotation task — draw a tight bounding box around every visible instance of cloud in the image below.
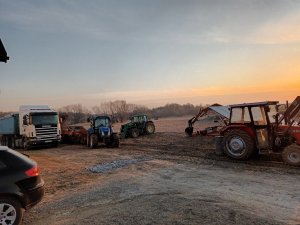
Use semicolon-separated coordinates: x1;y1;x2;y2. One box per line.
2;0;299;45
245;9;300;44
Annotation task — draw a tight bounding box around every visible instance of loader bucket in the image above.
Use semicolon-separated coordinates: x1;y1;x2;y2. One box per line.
185;127;193;136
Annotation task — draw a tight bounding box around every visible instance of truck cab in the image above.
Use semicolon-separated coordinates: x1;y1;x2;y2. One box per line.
0;105;61;149
20;105;61;149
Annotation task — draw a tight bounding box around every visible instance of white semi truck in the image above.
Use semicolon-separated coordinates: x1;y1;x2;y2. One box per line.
0;105;61;149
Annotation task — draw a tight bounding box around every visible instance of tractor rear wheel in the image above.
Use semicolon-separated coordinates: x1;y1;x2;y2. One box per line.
223;129;255;160
131;128;139;138
145;122;155;134
110;134;120;148
282;144;300;166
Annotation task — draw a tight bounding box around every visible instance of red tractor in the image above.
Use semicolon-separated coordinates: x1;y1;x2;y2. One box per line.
218;96;300;166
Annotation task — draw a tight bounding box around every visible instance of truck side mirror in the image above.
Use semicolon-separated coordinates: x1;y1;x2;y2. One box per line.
23;115;28;125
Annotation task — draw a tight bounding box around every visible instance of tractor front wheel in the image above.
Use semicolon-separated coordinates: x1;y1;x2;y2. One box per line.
89;134;98;148
223;129;255;160
131;128;139;138
282;144;300;166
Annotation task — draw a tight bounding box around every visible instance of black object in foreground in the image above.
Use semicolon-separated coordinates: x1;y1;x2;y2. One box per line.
0;146;44;225
0;38;9;63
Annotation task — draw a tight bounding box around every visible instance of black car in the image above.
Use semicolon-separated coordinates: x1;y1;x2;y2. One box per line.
0;146;44;225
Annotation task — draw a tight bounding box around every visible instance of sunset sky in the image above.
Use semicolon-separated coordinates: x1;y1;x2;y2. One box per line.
1;0;299;111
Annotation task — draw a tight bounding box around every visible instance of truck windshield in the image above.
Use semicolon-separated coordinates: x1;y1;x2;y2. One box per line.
31;114;58;125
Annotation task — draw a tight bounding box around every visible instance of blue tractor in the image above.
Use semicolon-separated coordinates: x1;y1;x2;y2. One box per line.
86;115;119;148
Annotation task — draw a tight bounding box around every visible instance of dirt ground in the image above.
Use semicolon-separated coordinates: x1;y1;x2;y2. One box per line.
21;117;300;225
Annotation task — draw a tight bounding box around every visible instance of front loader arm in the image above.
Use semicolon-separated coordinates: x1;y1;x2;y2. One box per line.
278;96;300;125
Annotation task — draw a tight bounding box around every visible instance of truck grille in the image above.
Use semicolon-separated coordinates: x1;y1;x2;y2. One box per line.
36;127;58;141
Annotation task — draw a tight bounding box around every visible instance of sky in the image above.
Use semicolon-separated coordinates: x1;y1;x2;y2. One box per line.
0;0;300;111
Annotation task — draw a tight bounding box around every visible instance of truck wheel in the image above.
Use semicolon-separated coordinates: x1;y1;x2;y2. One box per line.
89;134;98;148
7;137;12;148
223;129;255;160
145;122;155;134
131;128;139;138
282;144;300;166
10;137;16;149
22;139;30;150
0;196;23;225
1;136;8;146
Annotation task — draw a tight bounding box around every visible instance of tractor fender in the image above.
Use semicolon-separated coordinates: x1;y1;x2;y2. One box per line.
221;124;256;138
87;128;94;135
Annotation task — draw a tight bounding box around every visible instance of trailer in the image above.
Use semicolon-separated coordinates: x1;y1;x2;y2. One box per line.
0;105;61;149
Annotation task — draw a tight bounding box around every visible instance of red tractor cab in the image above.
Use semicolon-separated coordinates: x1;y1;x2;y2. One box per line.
219;97;300;166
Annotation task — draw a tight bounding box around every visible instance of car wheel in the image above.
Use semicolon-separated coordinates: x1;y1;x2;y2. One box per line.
223;129;255;160
282;144;300;166
0;197;23;225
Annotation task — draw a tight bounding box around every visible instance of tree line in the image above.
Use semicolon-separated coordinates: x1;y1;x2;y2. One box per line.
59;100;205;124
0;100;205;125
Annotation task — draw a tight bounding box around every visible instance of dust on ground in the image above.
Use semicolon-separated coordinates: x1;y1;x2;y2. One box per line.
21;117;300;225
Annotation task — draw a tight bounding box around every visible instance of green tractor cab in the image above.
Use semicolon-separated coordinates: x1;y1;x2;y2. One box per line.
120;115;155;138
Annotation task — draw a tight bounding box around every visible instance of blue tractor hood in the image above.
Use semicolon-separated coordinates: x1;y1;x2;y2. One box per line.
99;127;111;136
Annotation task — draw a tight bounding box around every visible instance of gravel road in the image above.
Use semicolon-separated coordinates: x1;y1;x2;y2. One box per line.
21;118;300;225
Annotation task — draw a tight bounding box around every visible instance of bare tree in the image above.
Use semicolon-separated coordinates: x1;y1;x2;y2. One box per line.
91;100;204;121
58;104;90;124
92;100;129;122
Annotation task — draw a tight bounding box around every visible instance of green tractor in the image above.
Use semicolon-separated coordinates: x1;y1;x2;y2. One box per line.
120;115;155;138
